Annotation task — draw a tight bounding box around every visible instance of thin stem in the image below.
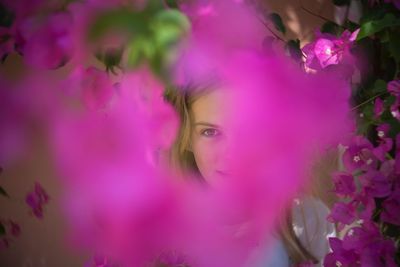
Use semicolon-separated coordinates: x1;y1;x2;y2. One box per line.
256;15;286;43
299;0;345;29
351;92;388;111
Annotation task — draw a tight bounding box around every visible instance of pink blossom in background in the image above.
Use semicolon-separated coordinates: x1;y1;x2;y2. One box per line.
25;182;50;219
332;171;356;197
381;187;400;226
342;136;377;172
81;67;115;110
17;12;74;69
373;97;384;118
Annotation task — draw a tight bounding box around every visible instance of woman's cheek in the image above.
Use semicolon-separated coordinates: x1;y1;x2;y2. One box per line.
192;139;221;181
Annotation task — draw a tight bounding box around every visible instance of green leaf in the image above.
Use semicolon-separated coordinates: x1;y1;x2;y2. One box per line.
268;13;286;34
389;31;400;63
164;0;179;9
0;3;14;28
285;39;302;63
371;79;387;95
0;186;9;198
333;0;350;6
357;13;400;41
321;21;340;35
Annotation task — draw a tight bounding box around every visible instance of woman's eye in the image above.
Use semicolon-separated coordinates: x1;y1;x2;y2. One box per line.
201;128;221;137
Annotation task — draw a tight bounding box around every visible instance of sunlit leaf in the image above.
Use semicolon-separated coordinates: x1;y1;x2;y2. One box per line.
268;13;286;34
357;13;400;40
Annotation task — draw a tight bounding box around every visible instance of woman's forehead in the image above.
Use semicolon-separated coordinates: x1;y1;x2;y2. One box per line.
190;88;238;125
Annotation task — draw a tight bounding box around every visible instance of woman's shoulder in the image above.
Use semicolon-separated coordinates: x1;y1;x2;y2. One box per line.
291;196;336;264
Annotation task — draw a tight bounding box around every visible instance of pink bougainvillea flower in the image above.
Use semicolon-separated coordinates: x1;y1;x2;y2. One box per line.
381;188;400;225
332;171;356;197
303;28;359;70
342;136;377;172
313;38;339;68
373;125;393;161
25;182;49;219
388;80;400;96
323;237;358;267
373;97;384;118
9;220;20;237
18;12;74;69
80;67;115;110
390;97;400;121
360;170;392;198
327;202;356;225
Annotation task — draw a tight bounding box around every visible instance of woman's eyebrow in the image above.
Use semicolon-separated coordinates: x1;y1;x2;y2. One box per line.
193;121;220;128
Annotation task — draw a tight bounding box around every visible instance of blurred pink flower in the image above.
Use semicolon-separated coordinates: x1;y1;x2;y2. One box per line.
18;12;74;69
25;182;49;219
81;67;115;110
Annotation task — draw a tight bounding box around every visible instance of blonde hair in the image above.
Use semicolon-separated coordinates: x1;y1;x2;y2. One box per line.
164;85;322;265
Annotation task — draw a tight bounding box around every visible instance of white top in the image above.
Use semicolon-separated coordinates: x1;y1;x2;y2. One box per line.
247;197;336;267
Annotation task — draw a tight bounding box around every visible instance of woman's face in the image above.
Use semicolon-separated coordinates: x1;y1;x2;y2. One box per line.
189;89;237;185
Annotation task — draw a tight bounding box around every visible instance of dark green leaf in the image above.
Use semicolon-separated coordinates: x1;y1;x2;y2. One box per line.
0;186;9;197
0;3;14;28
164;0;179;9
357;13;400;40
333;0;350;6
321;21;340;35
285;39;302;63
389;31;400;63
0;223;5;236
371;79;387;95
268;13;286;34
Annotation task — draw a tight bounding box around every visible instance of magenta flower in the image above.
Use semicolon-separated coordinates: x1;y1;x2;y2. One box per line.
327;202;356;225
360;170;392;198
332;171;356;197
390;97;400;121
381;188;400;225
388;80;400;96
155;250;191;267
373;125;393;161
373;97;384;118
303;28;359;70
18;12;74;69
80;67;115;110
323;237;358;267
25;182;49;219
342;136;377;172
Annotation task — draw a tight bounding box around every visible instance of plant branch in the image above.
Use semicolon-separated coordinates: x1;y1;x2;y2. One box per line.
256;16;286;43
351;92;388;111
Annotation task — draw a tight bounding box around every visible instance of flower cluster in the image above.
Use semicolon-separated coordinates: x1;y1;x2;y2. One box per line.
324;89;400;265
